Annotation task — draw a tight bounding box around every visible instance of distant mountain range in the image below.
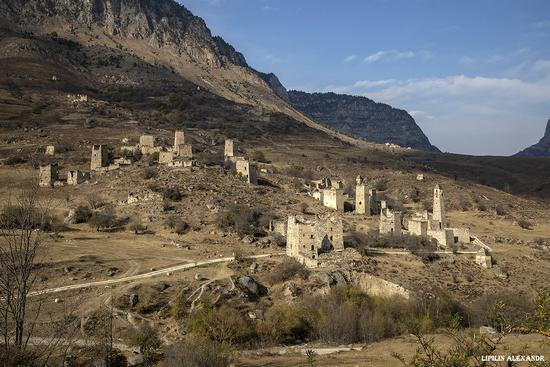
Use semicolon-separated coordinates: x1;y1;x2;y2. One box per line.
515;119;550;157
0;0;437;151
287;91;439;152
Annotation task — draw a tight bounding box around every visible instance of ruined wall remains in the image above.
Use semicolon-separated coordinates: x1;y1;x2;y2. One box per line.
159;151;175;164
408;218;428;238
224;139;236;158
67;170;89;185
323;187;344;211
39;164;59;187
427;228;454;247
379;208;403;236
139;135;154;148
174;131;185;149
45;145;55;156
175;144;193;158
450;227;471;243
236;158;257;184
475;249;492;268
91;145;109;171
286;214;344;268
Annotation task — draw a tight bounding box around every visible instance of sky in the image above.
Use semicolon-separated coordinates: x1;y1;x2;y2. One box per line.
181;0;550;156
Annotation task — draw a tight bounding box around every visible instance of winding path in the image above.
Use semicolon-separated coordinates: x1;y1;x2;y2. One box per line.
31;253;284;297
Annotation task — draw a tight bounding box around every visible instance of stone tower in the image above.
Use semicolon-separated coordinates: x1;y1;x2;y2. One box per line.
174;131;185;149
91;145;108;171
432;184;446;229
39;164;59;187
224;139;236;159
355;175;368;215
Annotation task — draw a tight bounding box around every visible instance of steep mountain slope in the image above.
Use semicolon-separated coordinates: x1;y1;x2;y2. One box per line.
515;119;550;157
288;91;439;152
0;0;362;143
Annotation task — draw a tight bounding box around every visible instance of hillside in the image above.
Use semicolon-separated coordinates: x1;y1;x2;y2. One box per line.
516;119;550;157
288;90;439;152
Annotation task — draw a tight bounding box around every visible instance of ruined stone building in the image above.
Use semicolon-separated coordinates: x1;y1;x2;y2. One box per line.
323;180;345;211
404;185;473;248
174;144;193;159
159;151;175;165
39;164;59;187
140;135;160;155
286;214;344;268
475;248;492;269
355;175;377;215
45;145;55;156
236;158;257;185
67;170;90;186
379;207;403;236
91;145;109;171
224;139;236;160
174;131;186;149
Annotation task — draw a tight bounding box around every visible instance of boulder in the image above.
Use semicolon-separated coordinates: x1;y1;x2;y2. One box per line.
237;276;267;299
129;294;139;307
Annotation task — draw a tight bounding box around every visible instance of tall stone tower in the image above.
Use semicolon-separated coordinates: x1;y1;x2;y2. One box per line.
174;131;185;149
355;175;368;215
91;145;108;171
432;184;446;229
224;139;236;159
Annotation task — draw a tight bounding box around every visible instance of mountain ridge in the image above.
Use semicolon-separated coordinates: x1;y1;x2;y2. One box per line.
287;90;439;152
515;119;550;157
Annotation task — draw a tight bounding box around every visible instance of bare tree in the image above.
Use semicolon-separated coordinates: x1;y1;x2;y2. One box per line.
0;182;51;363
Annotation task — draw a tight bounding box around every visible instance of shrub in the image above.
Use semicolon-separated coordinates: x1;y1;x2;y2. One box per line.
174;220;189;235
284;165;313;180
372;178;388;191
148;152;159;165
142;167;158;180
495;204;507;216
215;205;271;236
88;209;116;231
188;303;254;345
5;153;27;165
458;195;471;211
518;218;534;230
272;233;286;247
266;258;310;284
251;150;269;163
164;337;231;367
73;205;92;223
260;303;312;344
408;187;421;203
163;187;182;201
87;194;105;209
127;325;161;364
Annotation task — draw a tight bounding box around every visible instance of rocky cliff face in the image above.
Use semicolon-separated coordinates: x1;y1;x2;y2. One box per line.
515;119;550;157
0;0;248;68
288;91;439;152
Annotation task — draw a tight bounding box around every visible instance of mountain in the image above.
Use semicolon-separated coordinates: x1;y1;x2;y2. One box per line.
287;91;439;152
0;0;437;152
515;119;550;157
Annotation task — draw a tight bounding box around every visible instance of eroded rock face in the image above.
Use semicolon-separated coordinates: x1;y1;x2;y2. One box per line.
0;0;248;69
288;91;439;152
515;119;550;157
237;276;267;299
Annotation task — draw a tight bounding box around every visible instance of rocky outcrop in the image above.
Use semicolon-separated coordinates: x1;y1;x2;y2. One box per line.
0;0;247;69
258;72;290;102
515;119;550;157
288;91;439;152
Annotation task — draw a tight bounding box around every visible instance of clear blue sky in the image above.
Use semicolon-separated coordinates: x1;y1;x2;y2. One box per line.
182;0;550;156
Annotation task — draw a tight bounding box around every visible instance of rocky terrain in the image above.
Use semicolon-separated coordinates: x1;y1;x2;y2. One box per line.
0;1;549;366
516;119;550;157
288;90;439;152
